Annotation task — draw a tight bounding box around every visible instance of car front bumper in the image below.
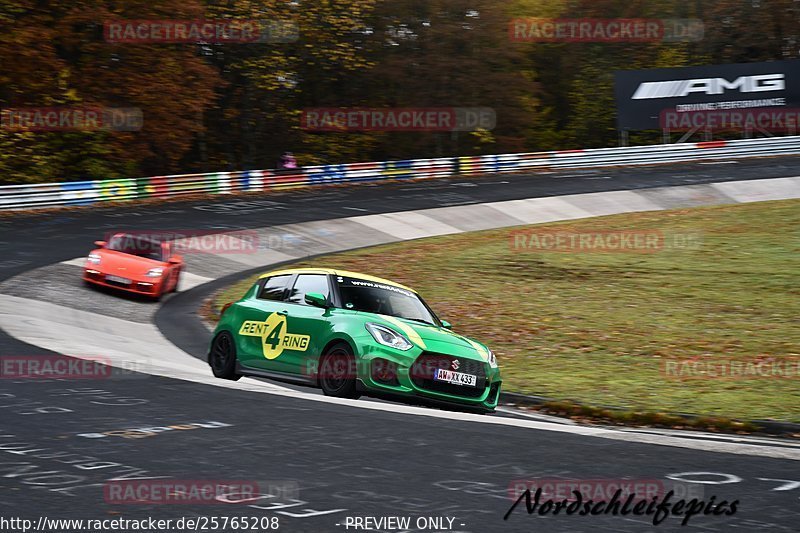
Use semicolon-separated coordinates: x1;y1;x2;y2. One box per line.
83;269;165;296
355;342;502;410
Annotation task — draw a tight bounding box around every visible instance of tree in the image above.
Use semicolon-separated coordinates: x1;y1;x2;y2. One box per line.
0;0;222;182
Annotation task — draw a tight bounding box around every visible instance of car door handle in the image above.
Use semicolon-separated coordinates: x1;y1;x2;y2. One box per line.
277;310;288;316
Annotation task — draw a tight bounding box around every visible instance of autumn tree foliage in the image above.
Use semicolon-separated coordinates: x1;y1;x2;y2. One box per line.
0;0;798;183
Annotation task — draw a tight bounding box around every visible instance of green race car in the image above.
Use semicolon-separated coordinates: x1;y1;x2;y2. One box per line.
208;268;502;412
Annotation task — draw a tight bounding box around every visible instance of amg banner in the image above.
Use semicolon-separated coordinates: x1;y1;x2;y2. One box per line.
615;60;800;130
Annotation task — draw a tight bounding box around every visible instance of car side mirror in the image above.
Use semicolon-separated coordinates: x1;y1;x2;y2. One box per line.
441;320;452;329
304;292;329;308
168;255;183;264
94;240;107;248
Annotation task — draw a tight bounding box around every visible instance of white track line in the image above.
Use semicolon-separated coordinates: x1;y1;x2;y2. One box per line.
3;178;800;459
61;257;87;267
495;407;578;425
60;257;213;292
1;293;799;460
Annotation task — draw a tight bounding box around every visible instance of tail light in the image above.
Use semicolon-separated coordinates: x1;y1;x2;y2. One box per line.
220;302;234;316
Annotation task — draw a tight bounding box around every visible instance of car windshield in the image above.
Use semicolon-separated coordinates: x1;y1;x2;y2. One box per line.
107;234;164;261
336;276;439;326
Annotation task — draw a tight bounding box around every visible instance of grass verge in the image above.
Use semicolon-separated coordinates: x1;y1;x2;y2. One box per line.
209;199;800;424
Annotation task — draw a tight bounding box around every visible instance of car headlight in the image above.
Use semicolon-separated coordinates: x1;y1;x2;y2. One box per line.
87;253;101;265
487;349;498;368
145;268;164;278
366;323;413;351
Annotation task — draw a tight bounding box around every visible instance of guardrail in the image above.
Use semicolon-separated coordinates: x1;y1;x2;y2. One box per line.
2;136;799;210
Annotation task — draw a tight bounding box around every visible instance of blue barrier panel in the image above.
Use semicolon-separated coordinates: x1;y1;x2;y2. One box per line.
237;172;251;191
308;164;347;185
60;181;98;205
381;160;414;179
245;170;269;191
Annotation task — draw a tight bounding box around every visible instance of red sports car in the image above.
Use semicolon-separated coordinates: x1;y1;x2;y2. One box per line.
82;232;184;300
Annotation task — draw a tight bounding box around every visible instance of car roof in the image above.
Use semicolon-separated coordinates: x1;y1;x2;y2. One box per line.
258;268;417;293
110;232;169;249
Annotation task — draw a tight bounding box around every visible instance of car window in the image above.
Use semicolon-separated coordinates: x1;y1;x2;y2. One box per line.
258;274;292;301
336;276;439;325
107;234;164;262
287;274;330;305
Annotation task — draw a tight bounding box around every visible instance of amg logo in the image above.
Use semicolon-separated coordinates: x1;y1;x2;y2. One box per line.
632;74;785;99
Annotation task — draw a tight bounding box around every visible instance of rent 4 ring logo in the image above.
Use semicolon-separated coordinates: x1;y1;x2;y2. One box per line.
239;313;310;359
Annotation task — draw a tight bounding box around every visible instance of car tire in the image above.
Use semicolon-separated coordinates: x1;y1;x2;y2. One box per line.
318;343;360;399
209;332;241;381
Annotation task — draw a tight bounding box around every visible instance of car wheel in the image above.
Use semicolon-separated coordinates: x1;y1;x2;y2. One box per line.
318;343;360;399
209;332;241;381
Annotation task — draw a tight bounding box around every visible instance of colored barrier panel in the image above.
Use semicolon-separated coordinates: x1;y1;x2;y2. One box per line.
97;178;137;202
307;164;347;185
381;160;415;179
60;181;98;205
2;136;800;210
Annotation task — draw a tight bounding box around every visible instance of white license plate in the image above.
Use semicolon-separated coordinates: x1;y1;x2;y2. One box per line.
434;368;477;387
106;275;132;285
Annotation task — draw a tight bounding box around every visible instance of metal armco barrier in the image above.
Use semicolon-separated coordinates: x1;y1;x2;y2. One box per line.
2;136;799;210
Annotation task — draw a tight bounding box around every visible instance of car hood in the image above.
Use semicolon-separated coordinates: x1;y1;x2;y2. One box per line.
92;250;164;278
360;312;491;363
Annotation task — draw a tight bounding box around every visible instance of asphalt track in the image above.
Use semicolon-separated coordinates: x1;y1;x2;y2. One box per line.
1;157;800;532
